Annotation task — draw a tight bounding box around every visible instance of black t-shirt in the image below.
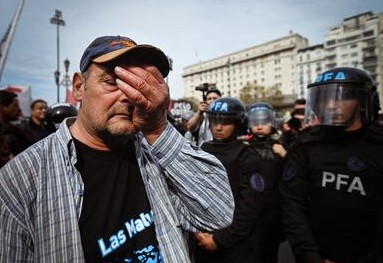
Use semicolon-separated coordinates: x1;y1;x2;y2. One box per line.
74;138;163;263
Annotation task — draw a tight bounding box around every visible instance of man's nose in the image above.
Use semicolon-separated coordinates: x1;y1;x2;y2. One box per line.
326;99;338;108
215;123;223;130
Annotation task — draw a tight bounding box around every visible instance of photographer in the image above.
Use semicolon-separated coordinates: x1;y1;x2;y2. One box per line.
281;106;306;147
186;87;221;146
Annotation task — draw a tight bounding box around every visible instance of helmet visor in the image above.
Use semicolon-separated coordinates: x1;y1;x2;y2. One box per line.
247;108;275;127
207;113;239;125
305;83;370;127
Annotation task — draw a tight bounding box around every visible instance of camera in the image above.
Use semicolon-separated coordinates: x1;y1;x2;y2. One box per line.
195;83;218;101
287;117;302;131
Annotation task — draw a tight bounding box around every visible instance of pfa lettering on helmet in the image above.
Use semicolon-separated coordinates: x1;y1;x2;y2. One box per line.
314;71;347;83
207;98;246;125
210;100;229;112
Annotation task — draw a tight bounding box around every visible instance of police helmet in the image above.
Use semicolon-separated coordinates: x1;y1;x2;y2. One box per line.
305;67;380;127
46;103;78;130
247;102;275;128
206;97;245;125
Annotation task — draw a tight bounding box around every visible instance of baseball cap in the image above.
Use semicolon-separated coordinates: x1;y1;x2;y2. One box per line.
80;35;170;77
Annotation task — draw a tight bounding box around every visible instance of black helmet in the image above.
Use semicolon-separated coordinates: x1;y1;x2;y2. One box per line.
247;102;275;128
206;97;245;125
46;103;78;131
305;67;380;127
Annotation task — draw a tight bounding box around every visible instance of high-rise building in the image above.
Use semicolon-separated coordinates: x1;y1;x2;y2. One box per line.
322;11;383;104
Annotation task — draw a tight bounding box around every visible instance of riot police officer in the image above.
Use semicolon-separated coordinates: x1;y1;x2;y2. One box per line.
247;102;286;263
193;97;264;263
280;67;383;263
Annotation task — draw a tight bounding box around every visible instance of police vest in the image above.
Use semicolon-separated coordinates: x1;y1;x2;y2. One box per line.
298;130;383;261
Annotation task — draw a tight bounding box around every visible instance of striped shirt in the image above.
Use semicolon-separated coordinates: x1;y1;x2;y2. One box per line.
0;118;234;263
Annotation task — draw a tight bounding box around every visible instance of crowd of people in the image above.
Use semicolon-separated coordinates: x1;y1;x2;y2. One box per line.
0;92;78;167
0;34;382;263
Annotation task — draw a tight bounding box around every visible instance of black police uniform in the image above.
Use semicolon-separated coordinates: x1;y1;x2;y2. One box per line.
249;133;285;263
192;139;264;263
280;125;383;263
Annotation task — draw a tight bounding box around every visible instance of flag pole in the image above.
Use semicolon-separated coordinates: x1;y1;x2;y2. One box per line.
0;0;25;83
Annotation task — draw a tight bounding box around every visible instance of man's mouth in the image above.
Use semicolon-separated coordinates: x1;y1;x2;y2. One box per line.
112;113;132;120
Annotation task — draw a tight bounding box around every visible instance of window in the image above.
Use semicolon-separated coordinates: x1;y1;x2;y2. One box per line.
363;30;374;37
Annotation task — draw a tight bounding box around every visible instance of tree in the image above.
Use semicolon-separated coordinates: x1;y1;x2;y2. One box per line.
239;82;266;105
239;82;293;109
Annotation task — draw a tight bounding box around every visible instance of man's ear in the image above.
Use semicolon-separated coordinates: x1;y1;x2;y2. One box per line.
72;72;85;101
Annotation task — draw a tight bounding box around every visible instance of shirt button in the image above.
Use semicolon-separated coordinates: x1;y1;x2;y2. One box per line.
155;152;164;159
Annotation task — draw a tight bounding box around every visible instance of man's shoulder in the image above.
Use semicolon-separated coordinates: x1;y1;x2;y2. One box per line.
18;135;57;156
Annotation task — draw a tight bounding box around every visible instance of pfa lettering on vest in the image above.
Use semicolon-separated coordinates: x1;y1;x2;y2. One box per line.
321;171;366;196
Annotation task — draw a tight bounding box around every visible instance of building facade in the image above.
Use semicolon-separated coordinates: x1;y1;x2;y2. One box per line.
322;11;383;103
296;44;325;98
182;11;383;106
182;33;308;101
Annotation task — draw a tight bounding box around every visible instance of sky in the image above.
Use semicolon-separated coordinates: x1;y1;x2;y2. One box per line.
1;0;383;106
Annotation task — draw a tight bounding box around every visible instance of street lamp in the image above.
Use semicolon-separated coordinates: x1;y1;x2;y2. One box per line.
54;70;60;87
64;58;70;72
50;9;65;102
62;58;72;102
